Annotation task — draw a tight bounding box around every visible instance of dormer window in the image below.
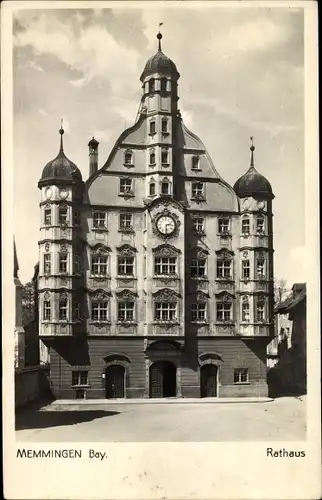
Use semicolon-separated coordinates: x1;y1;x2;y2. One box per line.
192;156;200;170
161;150;169;165
149;150;156;165
160;77;167;92
149;120;156;135
161;118;168;133
149;78;155;93
124;150;133;166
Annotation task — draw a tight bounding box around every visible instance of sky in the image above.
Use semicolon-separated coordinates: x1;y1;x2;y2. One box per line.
12;5;305;287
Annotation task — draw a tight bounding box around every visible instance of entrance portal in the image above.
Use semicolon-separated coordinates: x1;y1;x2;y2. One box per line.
105;365;125;399
200;364;218;397
149;361;176;398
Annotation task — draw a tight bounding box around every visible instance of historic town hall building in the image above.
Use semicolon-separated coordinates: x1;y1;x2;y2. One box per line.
38;33;275;399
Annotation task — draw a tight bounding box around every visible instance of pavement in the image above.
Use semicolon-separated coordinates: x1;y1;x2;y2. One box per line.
15;396;306;442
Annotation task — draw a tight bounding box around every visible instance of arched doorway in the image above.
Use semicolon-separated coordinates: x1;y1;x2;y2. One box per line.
149;361;176;398
200;364;218;398
105;365;125;399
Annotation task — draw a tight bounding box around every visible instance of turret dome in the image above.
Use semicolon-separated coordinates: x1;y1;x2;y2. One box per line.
233;139;273;199
38;127;82;188
140;32;180;81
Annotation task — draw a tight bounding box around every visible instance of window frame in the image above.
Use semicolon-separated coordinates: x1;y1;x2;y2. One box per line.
43;253;51;274
72;371;89;387
59;298;68;321
44;206;52;225
154;301;177;322
190;257;207;278
161;149;169;165
191;156;201;171
119;177;133;195
117;256;134;277
191;302;207;323
154;256;177;276
43;300;51;321
91;300;109;322
256;216;265;234
161;180;170;195
124;150;133;166
119;213;133;232
93;210;107;229
241;259;250;280
58;253;68;274
149;120;156;135
256;258;266;280
192;217;205;234
117;301;135;322
216;258;232;280
216;301;232;323
241;217;250;235
234;368;249;384
256;299;266;322
90;254;108;276
218;217;230;235
148;78;155;93
58;206;68;226
241;297;250;323
191;181;205;200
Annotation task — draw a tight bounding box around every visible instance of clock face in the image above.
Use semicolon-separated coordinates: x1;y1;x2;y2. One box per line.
156;215;176;235
45;188;52;200
59;188;68;199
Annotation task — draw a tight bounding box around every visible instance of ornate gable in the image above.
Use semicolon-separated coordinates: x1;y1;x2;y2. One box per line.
152;288;180;300
152;244;181;257
116;244;137;256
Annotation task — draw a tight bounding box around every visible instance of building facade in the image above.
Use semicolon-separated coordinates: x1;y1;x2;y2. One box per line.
37;34;275;399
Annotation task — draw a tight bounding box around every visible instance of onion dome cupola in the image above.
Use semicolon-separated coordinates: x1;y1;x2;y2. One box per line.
233;138;274;199
140;30;180;82
38;125;82;188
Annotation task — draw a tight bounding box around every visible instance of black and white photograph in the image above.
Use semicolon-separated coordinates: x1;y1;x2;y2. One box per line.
2;1;320;499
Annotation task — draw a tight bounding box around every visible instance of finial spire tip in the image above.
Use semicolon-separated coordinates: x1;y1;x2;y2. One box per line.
157;22;163;51
250;136;255;167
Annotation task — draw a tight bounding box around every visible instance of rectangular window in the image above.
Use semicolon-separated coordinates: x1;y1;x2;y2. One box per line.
191;303;206;322
192;182;204;198
241;300;250;322
161;181;169;194
73;254;80;274
124;152;132;165
161;119;168;133
118;257;134;276
242;260;250;279
91;255;108;275
74;302;81;320
216;259;232;279
234;368;249;384
72;371;88;386
218;218;230;234
149;121;156;135
43;301;51;321
73;210;80;226
91;301;108;321
59;299;68;320
43;253;51;274
257;301;265;322
190;258;206;277
59;254;68;274
192;217;204;233
59;207;68;225
191;156;200;170
149;152;156;165
117;302;134;321
154;257;177;275
216;302;232;322
242;218;250;234
154;302;177;321
119;178;133;194
44;207;51;225
93;211;106;229
119;213;133;230
256;217;265;233
161;150;168;164
256;259;266;279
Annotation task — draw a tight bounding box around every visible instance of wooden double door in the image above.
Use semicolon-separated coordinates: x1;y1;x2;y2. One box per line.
149;361;177;398
200;364;218;397
105;365;125;399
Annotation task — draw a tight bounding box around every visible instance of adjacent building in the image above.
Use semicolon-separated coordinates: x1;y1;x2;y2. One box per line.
37;33;275;399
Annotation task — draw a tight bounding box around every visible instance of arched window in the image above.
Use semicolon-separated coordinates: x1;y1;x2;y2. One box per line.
149;78;155;93
149;120;156;135
160;77;167;92
149;150;156;165
161;118;168;133
149;182;156;196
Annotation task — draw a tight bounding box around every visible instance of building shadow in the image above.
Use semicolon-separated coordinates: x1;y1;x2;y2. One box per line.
15;409;120;430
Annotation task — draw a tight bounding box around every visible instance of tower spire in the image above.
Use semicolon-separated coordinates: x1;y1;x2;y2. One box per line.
157;22;163;51
250;136;255;167
59;119;64;152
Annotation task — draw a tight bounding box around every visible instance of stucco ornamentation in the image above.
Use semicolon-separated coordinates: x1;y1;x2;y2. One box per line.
116;289;137;300
152;209;181;240
116;244;137;256
152;288;180;300
152;243;181;257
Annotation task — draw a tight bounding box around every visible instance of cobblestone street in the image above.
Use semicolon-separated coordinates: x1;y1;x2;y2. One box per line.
16;396;306;442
